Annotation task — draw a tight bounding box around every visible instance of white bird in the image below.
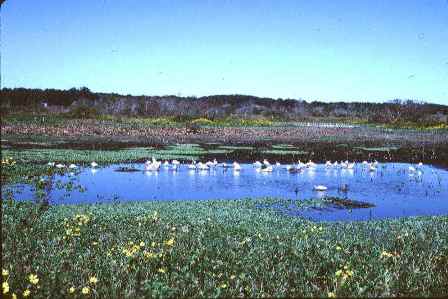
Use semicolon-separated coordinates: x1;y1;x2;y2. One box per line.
369;163;376;172
417;162;423;168
68;164;77;169
188;161;197;169
306;160;316;168
409;166;416;173
362;161;369;166
213;159;218;166
314;185;328;191
171;160;180;166
253;161;262;168
260;165;273;172
263;159;271;166
275;162;281;167
347;162;355;169
333;161;339;167
197;162;209;170
56;163;65;168
145;160;161;171
48;162;55;167
91;161;98;168
233;162;241;171
205;161;214;168
325;161;332;168
163;160;169;167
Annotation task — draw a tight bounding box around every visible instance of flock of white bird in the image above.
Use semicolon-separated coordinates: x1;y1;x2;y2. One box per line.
47;158;424;192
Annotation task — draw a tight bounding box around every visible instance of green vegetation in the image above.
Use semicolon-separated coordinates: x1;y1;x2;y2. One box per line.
354;146;400;152
261;149;308;155
3;197;448;298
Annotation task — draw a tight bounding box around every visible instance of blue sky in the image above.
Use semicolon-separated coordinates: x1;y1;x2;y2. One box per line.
2;0;448;104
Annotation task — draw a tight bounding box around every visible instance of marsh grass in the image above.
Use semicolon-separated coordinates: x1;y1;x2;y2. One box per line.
2;197;448;298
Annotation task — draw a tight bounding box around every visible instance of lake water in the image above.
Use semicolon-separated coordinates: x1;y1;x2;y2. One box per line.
8;162;448;222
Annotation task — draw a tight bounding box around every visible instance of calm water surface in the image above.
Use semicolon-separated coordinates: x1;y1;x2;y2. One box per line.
10;162;448;222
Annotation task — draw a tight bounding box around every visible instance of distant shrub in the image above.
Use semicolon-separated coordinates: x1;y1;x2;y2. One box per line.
67;106;99;119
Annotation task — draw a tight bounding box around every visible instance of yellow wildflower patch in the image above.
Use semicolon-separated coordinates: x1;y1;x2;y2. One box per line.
81;286;90;294
2;281;9;294
28;273;39;285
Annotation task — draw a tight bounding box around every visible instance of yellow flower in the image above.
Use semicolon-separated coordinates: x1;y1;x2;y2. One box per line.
219;283;227;288
23;289;31;297
28;273;39;285
68;287;76;294
2;269;8;276
81;286;90;294
165;238;175;247
143;251;155;259
2;281;9;294
158;268;166;273
328;291;336;298
140;241;145;247
335;270;343;277
12;293;17;299
89;276;98;284
336;246;342;251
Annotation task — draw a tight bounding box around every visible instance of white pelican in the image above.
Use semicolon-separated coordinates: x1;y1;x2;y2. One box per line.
197;162;209;170
145;160;161;171
91;161;98;168
362;161;369;166
253;161;262;168
306;160;316;168
325;161;332;168
417;162;423;168
163;160;169;167
275;162;281;167
263;159;271;166
233;162;241;171
213;159;218;166
56;163;65;168
333;161;339;167
314;185;328;191
347;162;355;169
68;164;77;169
408;166;416;173
205;161;214;168
298;160;305;168
188;161;197;169
260;165;273;172
171;160;180;166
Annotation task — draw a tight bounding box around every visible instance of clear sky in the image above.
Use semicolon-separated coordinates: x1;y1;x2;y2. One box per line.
2;0;448;104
